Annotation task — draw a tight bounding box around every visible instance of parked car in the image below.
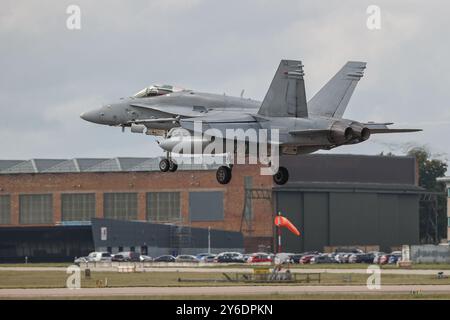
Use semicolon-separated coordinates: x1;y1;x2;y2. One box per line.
349;253;375;264
334;252;350;264
153;255;176;262
310;254;335;264
388;251;402;264
289;254;303;264
248;252;273;263
139;255;153;262
299;254;315;264
215;252;246;263
273;253;294;264
86;251;112;262
372;252;386;264
379;254;391;265
111;254;126;262
175;255;200;263
200;254;217;263
113;251;140;262
195;253;210;260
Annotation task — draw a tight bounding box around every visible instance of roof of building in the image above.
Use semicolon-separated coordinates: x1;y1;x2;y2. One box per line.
0;157;225;174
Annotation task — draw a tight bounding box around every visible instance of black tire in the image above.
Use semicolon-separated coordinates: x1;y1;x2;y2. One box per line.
273;166;289;185
216;166;232;184
168;160;178;172
159;159;170;172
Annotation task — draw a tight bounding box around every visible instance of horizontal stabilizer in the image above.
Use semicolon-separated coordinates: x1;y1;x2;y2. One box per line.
363;122;422;134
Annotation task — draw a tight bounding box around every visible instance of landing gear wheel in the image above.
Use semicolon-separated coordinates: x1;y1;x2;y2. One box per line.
273;166;289;185
168;160;178;172
216;166;232;184
159;159;170;172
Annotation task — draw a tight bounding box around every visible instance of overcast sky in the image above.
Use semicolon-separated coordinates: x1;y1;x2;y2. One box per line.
1;0;449;168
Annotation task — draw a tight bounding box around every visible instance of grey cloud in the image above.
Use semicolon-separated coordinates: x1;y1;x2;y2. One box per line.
0;0;449;168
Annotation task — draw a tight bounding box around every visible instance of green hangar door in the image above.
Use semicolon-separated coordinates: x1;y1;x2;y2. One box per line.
276;192;330;253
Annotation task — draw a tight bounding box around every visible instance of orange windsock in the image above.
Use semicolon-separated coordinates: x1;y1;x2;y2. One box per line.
274;215;301;236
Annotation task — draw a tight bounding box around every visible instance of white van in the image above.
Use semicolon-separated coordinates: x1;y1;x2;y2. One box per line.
87;251;112;262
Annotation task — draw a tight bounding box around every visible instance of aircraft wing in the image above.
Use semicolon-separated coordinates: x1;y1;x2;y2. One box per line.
363;123;422;134
179;112;264;143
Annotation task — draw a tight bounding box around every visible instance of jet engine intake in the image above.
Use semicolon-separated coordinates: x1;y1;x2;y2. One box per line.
130;123;146;133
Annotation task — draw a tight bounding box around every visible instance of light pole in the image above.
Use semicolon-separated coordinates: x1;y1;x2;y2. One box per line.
208;226;211;254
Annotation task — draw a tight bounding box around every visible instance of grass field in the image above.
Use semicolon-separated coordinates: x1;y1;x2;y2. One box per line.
1;270;450;289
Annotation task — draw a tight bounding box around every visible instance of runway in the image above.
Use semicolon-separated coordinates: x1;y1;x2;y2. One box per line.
1;284;450;298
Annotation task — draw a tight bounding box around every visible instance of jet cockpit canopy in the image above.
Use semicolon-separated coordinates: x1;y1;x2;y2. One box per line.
132;84;186;98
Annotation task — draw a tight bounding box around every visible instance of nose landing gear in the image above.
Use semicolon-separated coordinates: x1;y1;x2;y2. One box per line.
159;157;178;173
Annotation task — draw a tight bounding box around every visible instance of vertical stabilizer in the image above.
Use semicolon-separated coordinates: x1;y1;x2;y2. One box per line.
258;60;308;118
308;61;366;118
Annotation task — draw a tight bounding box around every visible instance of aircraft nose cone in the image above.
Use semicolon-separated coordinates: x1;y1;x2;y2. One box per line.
80;110;99;123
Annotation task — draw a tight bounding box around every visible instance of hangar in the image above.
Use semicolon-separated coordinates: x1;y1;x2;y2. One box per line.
275;155;422;253
0;154;422;262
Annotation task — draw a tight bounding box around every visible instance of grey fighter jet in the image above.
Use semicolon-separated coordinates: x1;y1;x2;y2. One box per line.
81;60;421;185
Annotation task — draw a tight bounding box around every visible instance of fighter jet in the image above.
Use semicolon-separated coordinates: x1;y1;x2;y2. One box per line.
81;60;421;185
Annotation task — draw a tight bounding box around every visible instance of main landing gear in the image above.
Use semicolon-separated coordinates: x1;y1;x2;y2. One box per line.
272;167;289;185
214;165;290;185
216;165;232;184
159;157;178;172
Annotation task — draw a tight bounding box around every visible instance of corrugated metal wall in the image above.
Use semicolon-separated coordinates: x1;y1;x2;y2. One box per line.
276;191;420;252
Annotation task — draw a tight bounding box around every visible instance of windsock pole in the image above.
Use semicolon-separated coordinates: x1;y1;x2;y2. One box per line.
277;211;282;253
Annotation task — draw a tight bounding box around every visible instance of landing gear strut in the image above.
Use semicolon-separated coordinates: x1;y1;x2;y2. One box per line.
273;166;289;185
216;166;232;184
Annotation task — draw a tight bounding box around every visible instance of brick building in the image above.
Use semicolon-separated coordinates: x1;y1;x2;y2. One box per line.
0;154;424;261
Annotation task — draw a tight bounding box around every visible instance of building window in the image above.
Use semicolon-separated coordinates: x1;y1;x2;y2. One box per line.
448;217;450;227
103;193;137;220
0;195;11;224
146;192;181;222
61;193;96;221
448;189;450;198
19;194;53;224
